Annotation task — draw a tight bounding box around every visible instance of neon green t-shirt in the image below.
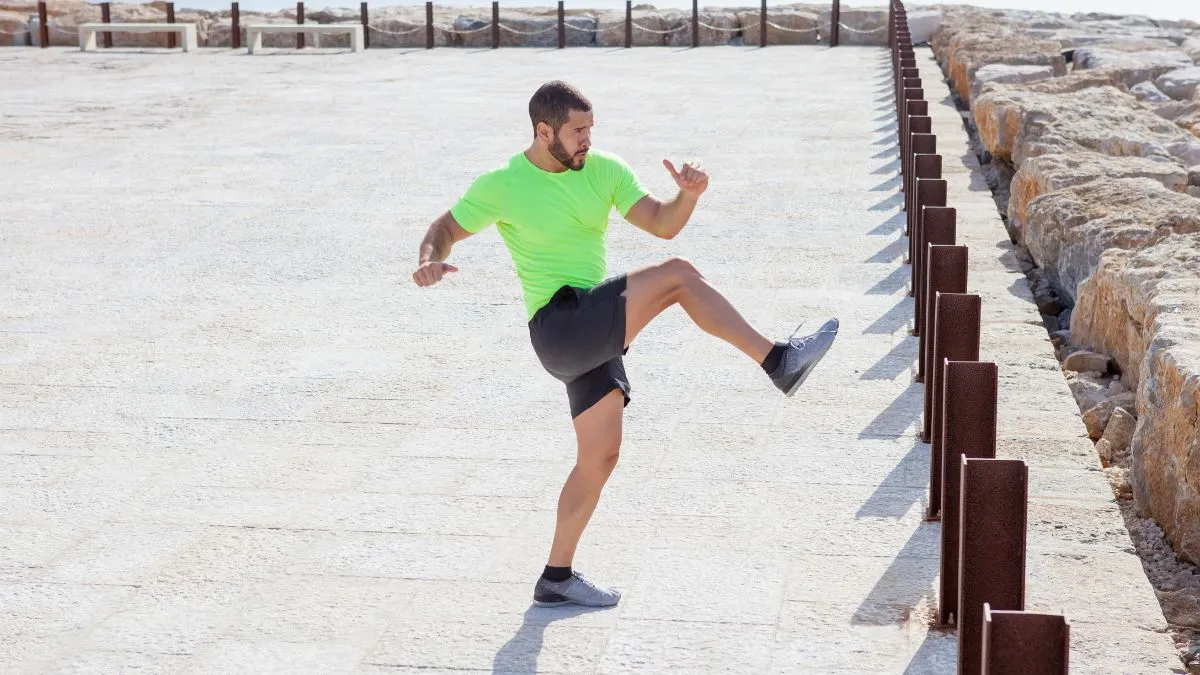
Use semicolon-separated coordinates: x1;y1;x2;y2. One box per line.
449;148;649;320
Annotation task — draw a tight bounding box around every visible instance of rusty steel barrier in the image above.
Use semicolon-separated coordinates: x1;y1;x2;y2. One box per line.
887;5;1073;670
958;457;1029;674
925;292;981;518
938;360;997;625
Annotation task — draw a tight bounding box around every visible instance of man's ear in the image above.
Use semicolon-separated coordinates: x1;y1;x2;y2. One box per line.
535;121;552;143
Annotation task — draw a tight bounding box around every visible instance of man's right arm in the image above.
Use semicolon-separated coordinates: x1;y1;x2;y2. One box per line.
413;211;473;287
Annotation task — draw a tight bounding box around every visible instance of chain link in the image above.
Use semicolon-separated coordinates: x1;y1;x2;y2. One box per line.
696;20;740;33
630;21;688;34
837;22;886;34
765;21;819;33
367;22;425;35
563;22;622;33
497;22;558;35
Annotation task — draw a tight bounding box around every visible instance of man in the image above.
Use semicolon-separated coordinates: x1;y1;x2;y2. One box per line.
413;81;838;608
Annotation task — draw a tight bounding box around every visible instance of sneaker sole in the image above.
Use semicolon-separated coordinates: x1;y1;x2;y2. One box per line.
532;597;619;608
784;332;837;397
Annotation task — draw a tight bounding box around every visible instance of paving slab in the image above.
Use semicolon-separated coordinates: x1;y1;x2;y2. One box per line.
0;41;1183;673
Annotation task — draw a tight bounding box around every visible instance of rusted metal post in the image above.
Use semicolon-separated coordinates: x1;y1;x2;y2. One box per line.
908;155;942;297
830;0;840;47
296;1;304;49
166;2;177;49
232;1;240;48
625;0;631;48
759;0;766;48
557;0;564;48
937;360;997;626
914;200;952;332
959;457;1029;675
900;96;926;186
37;1;48;47
100;2;112;48
982;606;1070;674
492;0;499;48
361;2;369;49
896;67;918;126
691;0;698;48
926;292;982;518
905;110;931;194
426;1;434;49
905;135;935;248
918;243;968;399
907;147;936;260
902;115;931;218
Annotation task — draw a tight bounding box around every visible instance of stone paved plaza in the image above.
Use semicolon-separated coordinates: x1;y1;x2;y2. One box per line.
0;44;1185;672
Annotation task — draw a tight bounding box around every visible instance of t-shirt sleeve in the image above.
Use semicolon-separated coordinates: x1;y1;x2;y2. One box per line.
608;153;649;217
449;169;507;233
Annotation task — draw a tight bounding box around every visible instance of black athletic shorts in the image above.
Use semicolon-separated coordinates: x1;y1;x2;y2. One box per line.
527;274;631;419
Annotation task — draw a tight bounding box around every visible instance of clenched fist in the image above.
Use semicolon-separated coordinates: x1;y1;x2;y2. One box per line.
413;260;458;287
663;159;709;197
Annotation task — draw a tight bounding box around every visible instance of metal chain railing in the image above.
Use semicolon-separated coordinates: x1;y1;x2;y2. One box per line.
696;21;740;33
563;22;622;33
630;22;688;34
838;22;886;33
497;22;557;35
366;22;425;36
766;21;820;33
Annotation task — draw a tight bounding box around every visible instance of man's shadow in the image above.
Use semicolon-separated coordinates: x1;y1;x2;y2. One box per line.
493;604;613;674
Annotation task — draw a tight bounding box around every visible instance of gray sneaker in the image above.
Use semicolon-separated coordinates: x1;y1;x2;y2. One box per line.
532;572;621;608
769;318;839;396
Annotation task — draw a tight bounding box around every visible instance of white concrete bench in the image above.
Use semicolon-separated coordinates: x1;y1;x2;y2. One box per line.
245;23;364;54
78;22;198;52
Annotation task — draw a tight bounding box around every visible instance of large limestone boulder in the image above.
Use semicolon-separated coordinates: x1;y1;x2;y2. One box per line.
944;28;1067;104
1022;177;1200;302
1072;47;1195;87
1071;234;1200;563
973;84;1200;166
1156;67;1200;102
736;9;817;46
1131;81;1172;104
594;10;668;47
1183;37;1200;63
907;9;941;45
1007;152;1189;240
360;6;449;49
664;10;739;47
969;63;1054;107
1;8;29;46
817;8;887;46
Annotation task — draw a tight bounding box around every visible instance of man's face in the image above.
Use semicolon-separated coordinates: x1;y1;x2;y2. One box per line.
545;109;593;171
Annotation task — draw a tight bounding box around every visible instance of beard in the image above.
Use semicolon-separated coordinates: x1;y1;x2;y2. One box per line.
549;134;586;171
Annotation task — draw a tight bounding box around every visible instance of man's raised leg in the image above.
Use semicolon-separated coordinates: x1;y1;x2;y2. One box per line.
621;255;840;396
622;256;772;361
534;388;624;607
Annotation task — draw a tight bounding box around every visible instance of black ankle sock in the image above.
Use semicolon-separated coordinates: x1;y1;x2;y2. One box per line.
761;341;789;374
542;565;572;582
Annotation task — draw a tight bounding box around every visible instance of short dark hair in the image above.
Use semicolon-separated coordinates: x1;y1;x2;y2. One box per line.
529;80;591;135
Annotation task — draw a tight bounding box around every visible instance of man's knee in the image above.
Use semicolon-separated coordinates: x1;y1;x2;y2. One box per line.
579;436;620;474
659;256;703;295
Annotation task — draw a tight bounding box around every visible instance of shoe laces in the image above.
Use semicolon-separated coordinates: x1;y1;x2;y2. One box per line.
787;321;836;349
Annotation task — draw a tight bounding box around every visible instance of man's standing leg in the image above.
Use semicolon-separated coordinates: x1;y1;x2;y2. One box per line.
533;388;625;607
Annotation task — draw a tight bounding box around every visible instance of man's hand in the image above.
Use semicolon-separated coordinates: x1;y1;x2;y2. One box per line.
663;159;709;197
413;260;458;287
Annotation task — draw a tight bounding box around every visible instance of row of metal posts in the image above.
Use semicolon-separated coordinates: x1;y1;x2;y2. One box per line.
888;2;1072;673
34;0;850;50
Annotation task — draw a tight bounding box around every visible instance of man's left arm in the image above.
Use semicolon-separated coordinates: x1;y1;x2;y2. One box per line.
622;159;709;240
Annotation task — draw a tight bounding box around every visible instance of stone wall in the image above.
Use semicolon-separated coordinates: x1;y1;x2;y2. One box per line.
0;0;907;48
930;6;1200;584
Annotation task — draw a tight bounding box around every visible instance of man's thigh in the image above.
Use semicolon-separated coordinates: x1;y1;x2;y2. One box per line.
565;357;631;420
